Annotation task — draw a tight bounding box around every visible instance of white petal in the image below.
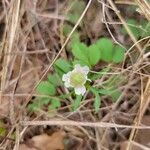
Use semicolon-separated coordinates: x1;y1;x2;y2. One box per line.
62;72;71;81
62;74;67;81
82;66;89;74
64;81;71;88
74;64;89;75
75;86;86;95
74;64;82;71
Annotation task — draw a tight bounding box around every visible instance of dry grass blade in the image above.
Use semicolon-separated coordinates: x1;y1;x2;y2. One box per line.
126;78;150;150
135;0;150;22
107;0;142;52
22;120;150;129
1;0;21;90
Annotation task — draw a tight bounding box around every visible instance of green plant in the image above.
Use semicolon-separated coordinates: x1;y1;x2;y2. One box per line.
72;38;125;67
62;0;85;50
121;19;150;39
0;121;6;137
28;59;71;112
28;36;126;113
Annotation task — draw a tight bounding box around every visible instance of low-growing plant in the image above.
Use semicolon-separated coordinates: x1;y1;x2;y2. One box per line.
28;37;126;113
0;121;6;137
121;18;150;39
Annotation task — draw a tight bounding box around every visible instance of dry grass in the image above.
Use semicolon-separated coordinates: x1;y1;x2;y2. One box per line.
0;0;150;150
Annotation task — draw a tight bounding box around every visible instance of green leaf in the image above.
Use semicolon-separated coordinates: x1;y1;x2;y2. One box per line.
27;99;43;112
69;0;85;14
72;59;89;67
67;0;85;24
88;44;101;66
63;24;72;36
98;89;112;95
48;73;62;87
94;92;101;113
110;90;121;102
63;24;80;43
68;13;80;24
121;19;141;39
27;103;37;111
68;32;80;50
28;97;61;112
104;74;126;88
72;95;82;111
40;98;51;105
54;58;72;73
49;98;61;110
141;21;150;37
112;45;125;63
98;88;121;102
90;67;110;80
36;81;56;95
54;67;64;77
90;87;101;112
72;42;90;66
33;98;50;110
96;38;113;62
0;121;6;136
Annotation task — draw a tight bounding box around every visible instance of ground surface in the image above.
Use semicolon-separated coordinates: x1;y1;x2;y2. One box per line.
0;0;150;150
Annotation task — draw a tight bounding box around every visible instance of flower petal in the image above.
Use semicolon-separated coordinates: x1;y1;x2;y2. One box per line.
62;72;71;81
62;74;67;81
74;86;86;95
74;64;82;71
74;64;89;75
82;66;89;74
64;81;71;88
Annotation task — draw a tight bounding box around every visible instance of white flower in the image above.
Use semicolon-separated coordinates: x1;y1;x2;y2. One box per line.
62;64;90;95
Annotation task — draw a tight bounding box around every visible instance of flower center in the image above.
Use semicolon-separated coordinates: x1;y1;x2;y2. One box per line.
70;72;86;87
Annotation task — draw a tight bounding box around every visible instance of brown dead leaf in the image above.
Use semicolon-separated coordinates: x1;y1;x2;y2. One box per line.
19;144;36;150
20;131;66;150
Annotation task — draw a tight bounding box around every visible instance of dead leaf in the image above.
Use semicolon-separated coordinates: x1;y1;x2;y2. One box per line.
19;144;36;150
20;131;66;150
